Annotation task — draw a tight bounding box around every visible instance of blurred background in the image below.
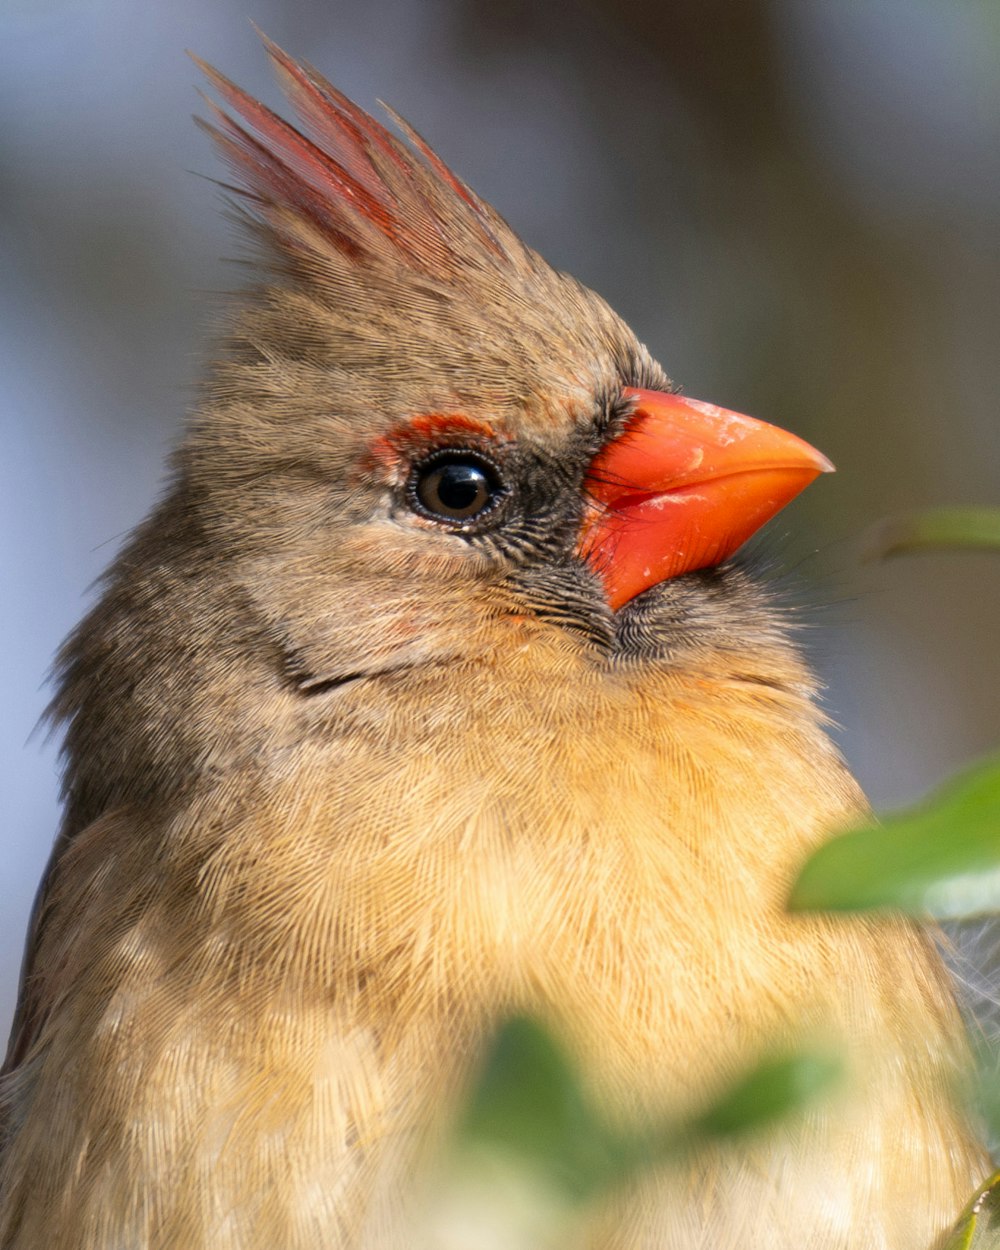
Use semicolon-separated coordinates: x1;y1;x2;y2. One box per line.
2;0;999;1031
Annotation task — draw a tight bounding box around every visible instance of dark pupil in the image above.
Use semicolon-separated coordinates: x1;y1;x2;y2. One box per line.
419;461;492;520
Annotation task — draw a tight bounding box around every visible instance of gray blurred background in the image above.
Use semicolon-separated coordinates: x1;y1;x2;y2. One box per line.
2;0;999;1032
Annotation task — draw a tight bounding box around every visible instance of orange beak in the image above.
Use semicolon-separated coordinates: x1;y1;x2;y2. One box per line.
578;387;833;610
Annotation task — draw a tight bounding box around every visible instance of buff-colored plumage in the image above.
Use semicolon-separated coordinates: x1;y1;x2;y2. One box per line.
0;38;989;1250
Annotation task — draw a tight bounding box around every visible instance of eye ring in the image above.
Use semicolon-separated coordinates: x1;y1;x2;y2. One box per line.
407;449;507;526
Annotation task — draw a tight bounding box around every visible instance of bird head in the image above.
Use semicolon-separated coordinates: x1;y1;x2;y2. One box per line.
53;39;831;831
177;39;830;694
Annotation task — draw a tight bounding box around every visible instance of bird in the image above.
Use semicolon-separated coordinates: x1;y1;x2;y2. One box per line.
0;35;990;1250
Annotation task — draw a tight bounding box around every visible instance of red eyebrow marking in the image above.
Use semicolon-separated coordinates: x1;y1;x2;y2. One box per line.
403;413;497;441
366;412;501;471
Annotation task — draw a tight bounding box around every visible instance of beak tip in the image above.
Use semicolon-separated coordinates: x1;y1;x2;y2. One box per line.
580;389;837;607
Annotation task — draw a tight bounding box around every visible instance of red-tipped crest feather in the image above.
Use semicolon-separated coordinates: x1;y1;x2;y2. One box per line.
257;32;412;186
191;39;503;272
192;56;400;249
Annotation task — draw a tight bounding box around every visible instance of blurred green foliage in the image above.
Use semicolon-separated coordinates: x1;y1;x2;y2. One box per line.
457;1016;612;1202
458;1017;839;1199
788;753;1000;919
864;508;1000;561
432;1017;840;1248
942;1172;1000;1250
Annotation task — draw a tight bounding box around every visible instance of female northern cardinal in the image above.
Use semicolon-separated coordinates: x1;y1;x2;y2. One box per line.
0;37;989;1250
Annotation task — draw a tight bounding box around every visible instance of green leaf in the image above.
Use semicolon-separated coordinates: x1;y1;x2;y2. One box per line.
455;1019;839;1195
457;1016;613;1199
941;1173;1000;1250
863;507;1000;560
682;1053;841;1144
620;1051;841;1175
789;755;1000;918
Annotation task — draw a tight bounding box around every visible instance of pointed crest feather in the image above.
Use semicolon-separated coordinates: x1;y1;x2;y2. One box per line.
187;36;653;438
190;38;506;274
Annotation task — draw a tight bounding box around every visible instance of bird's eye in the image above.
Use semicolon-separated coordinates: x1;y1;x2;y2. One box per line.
409;450;506;524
